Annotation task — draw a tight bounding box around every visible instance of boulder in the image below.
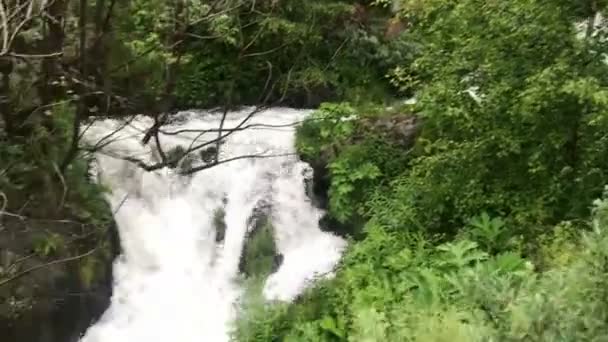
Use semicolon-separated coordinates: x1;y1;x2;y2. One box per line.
358;114;421;148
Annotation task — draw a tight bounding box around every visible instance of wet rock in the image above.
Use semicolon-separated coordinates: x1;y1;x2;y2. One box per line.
319;214;359;239
200;146;218;164
271;254;284;273
213;207;227;243
239;201;281;278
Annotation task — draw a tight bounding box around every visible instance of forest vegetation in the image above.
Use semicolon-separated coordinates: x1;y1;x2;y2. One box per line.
2;0;608;341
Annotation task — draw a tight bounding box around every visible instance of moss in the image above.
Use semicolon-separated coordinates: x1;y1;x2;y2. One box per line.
240;217;280;278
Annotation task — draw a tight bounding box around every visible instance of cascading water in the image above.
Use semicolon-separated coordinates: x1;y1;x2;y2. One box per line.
78;107;346;342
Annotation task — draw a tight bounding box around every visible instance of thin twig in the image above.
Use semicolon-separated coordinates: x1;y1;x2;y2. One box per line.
113;194;129;215
0;248;98;288
8;51;63;59
0;0;8;53
241;44;287;58
0;191;7;220
159;119;309;136
5;253;36;274
52;162;68;210
182;152;296;175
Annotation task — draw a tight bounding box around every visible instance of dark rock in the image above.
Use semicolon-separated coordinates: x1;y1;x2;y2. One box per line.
360;114;421;148
279;86;338;109
200;146;218;164
213;207;227;243
245;200;272;231
300;155;332;211
271;254;284;273
238;200;280;278
0;59;14;75
319;214;355;239
0;218;120;342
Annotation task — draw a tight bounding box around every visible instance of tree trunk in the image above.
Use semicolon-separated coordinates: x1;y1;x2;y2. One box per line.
39;0;67;106
61;0;89;173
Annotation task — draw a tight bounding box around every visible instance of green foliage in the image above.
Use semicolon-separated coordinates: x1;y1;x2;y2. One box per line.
232;277;290;342
80;255;103;290
33;233;65;257
532;220;583;270
172;0;405;108
234;1;608;341
462;212;515;254
296;102;358;160
297;104;395;223
1;102;113;320
329;156;381;222
297;102;413;224
236;192;608;341
359;0;608;240
1;103;110;221
241;220;278;278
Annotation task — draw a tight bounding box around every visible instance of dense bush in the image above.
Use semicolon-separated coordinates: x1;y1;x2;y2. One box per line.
173;0;411;108
296;102;414;226
233;0;608;341
233;189;608;341
1;103;110;222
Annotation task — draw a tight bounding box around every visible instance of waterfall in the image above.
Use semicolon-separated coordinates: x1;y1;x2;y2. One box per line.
78;107;347;342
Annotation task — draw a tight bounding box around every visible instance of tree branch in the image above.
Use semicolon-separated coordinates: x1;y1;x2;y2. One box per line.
0;247;98;288
0;0;8;53
182;152;296;175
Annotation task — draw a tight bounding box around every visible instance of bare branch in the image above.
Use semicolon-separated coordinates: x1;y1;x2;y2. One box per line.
215;105;231;164
0;1;8;52
0;247;98;288
88;115;137;151
0;191;7;220
91;103;279;173
241;44;287;58
113;194;129;215
0;0;60;57
158;119;309;136
7;51;63;59
152;114;168;163
182;152;296;175
187;105;266;153
5;253;36;274
52;162;68;209
187;1;243;28
184;32;221;40
323;36;350;72
258;60;274;103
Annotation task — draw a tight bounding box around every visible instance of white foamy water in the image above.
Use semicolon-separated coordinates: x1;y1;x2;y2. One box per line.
79;107;346;342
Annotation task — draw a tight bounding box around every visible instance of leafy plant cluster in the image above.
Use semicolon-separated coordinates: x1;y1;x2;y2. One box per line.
1;103;109;222
0;103;113;318
296;102;412;226
234;191;608;341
